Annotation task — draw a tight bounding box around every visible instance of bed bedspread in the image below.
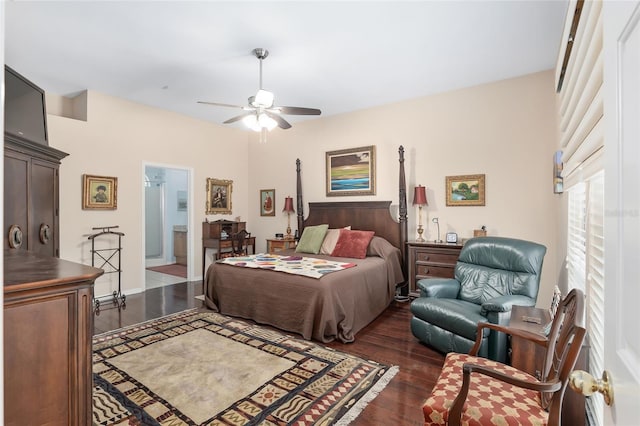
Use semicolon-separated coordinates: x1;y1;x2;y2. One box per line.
204;238;404;343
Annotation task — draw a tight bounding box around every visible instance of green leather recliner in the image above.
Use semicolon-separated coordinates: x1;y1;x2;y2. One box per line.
410;236;547;363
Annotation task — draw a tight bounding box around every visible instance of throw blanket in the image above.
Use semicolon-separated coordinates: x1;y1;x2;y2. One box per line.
218;253;356;279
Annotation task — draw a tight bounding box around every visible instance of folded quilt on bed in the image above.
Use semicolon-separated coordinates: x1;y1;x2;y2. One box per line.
218;253;356;279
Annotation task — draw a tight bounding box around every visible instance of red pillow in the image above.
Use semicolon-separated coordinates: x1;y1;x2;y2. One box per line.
331;229;375;259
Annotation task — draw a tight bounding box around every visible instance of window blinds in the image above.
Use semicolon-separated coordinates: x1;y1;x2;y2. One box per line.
557;2;605;424
567;183;586;294
557;0;604;186
586;172;605;426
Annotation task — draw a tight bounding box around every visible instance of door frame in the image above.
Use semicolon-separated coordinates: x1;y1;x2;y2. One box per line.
141;161;194;284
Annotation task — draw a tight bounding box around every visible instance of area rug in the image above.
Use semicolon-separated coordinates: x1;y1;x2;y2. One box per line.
146;263;187;278
93;309;398;425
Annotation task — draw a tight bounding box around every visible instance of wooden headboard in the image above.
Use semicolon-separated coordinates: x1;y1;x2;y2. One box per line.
302;201;402;250
294;146;408;262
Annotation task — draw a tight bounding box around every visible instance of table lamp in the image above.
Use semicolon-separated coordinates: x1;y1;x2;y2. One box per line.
283;196;295;239
413;185;428;242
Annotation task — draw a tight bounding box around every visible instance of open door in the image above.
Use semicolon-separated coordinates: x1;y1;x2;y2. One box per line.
602;1;640;423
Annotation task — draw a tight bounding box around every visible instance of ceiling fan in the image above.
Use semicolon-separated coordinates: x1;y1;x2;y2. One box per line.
198;48;321;132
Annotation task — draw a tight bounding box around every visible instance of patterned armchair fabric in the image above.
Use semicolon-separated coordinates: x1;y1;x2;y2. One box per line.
422;289;586;426
411;236;547;362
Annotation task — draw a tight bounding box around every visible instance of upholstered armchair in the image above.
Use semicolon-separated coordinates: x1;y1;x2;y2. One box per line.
410;236;547;362
422;288;585;426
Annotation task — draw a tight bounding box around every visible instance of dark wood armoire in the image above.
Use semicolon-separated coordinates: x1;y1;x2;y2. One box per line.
3;65;103;425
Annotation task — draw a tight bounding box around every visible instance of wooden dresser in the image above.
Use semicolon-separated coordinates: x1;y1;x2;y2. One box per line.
4;250;103;426
406;241;463;297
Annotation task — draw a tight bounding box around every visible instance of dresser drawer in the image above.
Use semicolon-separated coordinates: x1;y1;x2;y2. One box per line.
407;242;463;297
416;264;455;278
415;250;459;265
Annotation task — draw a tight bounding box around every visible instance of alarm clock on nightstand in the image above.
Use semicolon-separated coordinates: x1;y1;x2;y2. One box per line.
446;232;458;244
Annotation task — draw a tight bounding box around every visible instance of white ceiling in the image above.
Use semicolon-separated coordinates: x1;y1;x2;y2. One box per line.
4;1;568;129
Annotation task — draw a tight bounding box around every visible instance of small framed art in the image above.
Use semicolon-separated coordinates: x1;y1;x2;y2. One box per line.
82;174;117;210
326;145;376;196
445;174;485;206
206;178;232;214
260;189;276;216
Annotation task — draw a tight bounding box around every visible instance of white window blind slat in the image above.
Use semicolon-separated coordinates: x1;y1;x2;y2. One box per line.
586;171;605;426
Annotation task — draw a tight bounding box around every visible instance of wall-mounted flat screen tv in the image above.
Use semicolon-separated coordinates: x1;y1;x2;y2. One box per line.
4;65;48;146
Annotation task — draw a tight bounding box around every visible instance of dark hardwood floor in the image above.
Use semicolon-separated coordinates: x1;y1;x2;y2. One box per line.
93;281;444;425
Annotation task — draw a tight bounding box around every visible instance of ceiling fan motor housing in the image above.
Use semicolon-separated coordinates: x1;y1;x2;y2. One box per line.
253;48;269;60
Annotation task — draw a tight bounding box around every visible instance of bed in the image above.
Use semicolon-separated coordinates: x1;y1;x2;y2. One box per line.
204;146;409;343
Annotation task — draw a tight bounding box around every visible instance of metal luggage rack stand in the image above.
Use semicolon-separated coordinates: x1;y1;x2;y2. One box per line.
89;225;125;313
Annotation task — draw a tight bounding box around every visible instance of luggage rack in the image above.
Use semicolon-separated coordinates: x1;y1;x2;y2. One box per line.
89;225;125;313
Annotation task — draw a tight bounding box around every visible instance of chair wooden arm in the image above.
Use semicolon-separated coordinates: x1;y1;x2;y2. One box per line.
448;362;562;426
469;321;549;355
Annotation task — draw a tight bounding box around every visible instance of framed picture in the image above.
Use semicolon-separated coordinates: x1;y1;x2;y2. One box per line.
260;189;276;216
326;145;376;196
206;178;232;214
445;174;485;206
82;174;117;210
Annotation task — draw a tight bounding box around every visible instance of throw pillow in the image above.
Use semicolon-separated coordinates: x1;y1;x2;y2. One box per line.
320;226;351;255
295;224;329;254
331;229;375;259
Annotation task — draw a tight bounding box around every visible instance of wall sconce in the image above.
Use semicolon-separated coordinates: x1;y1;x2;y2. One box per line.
282;196;295;239
413;185;428;242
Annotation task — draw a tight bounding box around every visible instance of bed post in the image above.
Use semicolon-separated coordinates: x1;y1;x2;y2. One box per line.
398;146;409;296
296;159;304;235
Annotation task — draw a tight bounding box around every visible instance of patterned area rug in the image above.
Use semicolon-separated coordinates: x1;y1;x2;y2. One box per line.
93;309;397;425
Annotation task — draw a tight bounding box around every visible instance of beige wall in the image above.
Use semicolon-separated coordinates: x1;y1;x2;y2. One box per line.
248;70;560;306
48;90;248;297
47;70;560;306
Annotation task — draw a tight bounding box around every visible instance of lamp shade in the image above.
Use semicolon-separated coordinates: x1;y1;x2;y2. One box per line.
413;185;428;206
283;196;295;213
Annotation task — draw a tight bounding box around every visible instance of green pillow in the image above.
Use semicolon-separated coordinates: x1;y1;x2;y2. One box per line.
295;224;329;254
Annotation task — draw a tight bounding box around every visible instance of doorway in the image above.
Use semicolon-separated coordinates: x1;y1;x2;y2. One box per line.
144;164;191;289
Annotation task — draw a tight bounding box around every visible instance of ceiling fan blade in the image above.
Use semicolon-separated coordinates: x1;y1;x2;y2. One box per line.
197;101;246;109
277;106;322;116
265;111;292;129
224;113;252;124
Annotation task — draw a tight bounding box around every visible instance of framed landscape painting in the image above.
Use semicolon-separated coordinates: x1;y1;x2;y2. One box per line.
206;178;232;214
82;174;117;210
325;145;376;196
446;174;485;206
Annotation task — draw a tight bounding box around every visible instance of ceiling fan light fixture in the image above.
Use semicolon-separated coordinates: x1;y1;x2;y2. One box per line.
242;113;277;132
253;89;274;108
242;114;259;131
258;113;278;131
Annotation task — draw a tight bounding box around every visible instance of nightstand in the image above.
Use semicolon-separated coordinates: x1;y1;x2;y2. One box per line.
406;241;463;297
266;238;297;253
